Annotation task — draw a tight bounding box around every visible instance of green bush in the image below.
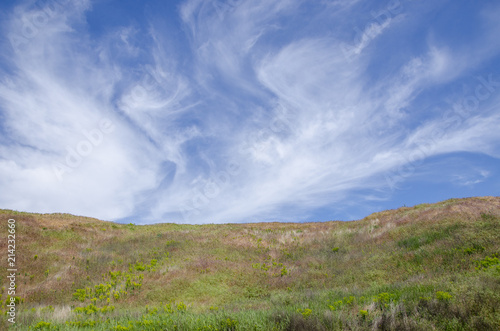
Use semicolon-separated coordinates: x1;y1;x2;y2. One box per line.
475;255;499;270
296;308;312;318
176;301;187;312
219;317;238;330
463;243;485;255
33;321;51;330
436;291;452;301
373;292;396;310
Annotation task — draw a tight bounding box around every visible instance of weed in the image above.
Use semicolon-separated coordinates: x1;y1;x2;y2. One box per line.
33;321;52;330
297;308;312;318
435;291;452;301
374;292;396;309
475;254;499;270
463;243;485;255
176;301;187;312
219;317;238;330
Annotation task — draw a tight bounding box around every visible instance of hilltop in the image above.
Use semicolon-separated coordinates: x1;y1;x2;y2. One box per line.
1;196;499;330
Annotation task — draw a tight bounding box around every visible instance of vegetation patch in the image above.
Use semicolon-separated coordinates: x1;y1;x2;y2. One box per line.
1;197;499;330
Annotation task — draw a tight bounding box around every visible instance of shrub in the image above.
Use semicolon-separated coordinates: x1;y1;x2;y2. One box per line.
219;317;238;330
134;262;146;271
33;321;51;330
475;255;499;270
74;303;98;315
176;301;187;312
164;303;174;314
463;244;485;255
72;288;89;302
297;308;312;318
328;300;343;311
436;291;452;301
374;292;396;309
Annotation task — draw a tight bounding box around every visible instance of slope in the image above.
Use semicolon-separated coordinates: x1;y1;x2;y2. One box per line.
0;196;499;330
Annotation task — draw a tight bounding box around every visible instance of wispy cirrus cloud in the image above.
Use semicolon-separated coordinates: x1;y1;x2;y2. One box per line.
0;0;499;223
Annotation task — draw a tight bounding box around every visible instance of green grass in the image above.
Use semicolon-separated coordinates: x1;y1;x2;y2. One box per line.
1;196;499;330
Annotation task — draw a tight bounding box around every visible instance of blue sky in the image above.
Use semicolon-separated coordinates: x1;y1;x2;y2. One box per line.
0;0;499;224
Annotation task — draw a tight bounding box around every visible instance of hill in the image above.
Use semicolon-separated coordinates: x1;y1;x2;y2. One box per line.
1;197;499;330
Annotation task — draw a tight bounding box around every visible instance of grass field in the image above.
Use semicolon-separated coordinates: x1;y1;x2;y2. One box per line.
1;196;499;330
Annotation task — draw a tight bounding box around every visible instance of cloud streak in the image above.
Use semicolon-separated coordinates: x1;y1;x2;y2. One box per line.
1;0;499;223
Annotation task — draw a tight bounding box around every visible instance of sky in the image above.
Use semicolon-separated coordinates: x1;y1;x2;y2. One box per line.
0;0;499;224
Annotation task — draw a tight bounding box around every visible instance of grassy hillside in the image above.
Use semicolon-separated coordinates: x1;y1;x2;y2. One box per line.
1;197;499;330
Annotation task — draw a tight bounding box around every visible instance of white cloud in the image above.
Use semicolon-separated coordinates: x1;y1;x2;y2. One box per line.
0;1;184;220
1;0;499;223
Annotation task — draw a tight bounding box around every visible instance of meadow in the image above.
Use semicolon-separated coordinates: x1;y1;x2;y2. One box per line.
1;196;499;330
